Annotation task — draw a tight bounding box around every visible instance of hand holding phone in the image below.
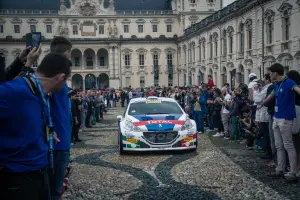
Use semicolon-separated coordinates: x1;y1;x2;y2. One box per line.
26;32;42;49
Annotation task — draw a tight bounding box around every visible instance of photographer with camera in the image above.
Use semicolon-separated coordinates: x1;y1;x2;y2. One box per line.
0;52;71;200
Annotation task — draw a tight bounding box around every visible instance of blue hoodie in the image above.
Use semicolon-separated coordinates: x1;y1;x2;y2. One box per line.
51;84;71;151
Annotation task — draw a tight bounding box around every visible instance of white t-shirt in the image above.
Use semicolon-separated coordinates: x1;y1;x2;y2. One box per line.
222;93;232;114
248;80;258;90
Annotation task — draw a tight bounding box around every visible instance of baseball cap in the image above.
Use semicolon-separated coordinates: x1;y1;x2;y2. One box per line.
249;73;257;79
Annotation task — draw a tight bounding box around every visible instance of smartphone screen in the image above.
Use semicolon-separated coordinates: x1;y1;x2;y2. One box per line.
25;32;42;49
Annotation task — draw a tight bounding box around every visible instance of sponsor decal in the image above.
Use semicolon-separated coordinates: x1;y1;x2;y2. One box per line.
133;120;185;126
146;99;161;104
183;136;194;142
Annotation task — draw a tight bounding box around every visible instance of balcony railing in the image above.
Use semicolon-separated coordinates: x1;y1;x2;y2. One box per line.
0;9;58;15
71;65;109;70
116;10;175;16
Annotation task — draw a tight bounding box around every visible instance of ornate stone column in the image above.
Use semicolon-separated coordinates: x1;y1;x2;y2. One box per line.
109;45;114;78
115;45;119;78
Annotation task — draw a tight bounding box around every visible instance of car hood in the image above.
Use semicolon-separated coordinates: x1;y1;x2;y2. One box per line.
128;114;186;131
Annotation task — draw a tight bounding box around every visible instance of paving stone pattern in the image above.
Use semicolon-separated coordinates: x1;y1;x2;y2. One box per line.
63;106;291;200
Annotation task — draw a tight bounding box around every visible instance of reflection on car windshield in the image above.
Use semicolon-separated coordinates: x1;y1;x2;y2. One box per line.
128;101;183;115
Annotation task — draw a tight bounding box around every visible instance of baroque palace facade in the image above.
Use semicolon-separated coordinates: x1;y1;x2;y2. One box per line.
0;0;299;89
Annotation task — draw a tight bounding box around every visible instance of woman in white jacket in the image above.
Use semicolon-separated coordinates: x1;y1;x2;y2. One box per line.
254;78;272;156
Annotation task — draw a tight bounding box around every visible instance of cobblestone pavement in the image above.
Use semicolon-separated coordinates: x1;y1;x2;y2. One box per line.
210;135;300;200
63;106;290;200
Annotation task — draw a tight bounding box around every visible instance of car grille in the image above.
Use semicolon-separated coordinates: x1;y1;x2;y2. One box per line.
142;131;178;144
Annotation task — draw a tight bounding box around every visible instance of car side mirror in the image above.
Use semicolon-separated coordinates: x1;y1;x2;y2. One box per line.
117;115;123;120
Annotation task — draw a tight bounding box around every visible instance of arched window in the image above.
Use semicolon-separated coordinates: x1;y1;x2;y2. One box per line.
283;10;290;41
245;19;252;50
227;26;234;54
213;33;218;57
198;41;201;61
202;39;206;59
209;35;213;58
264;9;275;45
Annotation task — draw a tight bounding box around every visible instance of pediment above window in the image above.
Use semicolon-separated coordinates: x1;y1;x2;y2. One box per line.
189;15;198;21
136;48;147;54
43;18;54;24
164;18;174;24
164;47;176;54
96;19;106;24
70;19;80;25
122;48;133;54
150;48;161;54
278;2;293;13
226;26;234;33
135;19;145;24
121;19;131;24
150;19;160;24
28;18;38;24
11;18;22;24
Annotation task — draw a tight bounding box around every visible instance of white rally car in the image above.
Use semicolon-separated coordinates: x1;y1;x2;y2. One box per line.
117;96;197;154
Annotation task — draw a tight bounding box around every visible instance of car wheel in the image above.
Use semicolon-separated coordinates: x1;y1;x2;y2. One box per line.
119;133;125;155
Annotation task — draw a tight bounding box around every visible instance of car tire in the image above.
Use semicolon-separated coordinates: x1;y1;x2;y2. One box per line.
119;133;125;155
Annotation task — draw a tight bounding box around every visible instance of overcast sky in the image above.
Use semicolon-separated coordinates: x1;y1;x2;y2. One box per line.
223;0;236;7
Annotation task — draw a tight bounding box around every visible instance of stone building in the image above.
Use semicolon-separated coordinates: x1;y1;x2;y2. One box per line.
0;0;299;89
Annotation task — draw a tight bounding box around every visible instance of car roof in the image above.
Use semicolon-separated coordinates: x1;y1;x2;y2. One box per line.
129;97;176;104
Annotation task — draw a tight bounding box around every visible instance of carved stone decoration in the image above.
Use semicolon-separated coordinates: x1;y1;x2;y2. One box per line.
137;70;148;75
58;19;69;37
164;47;176;54
121;19;131;24
150;48;161;54
244;59;253;65
245;18;252;30
43;19;54;24
80;20;97;36
122;48;133;54
108;0;115;11
226;62;234;68
136;19;146;24
164;18;174;24
277;53;293;61
200;66;206;71
107;20;113;36
212;64;219;71
264;9;275;22
136;48;147;54
44;49;51;54
70;19;80;25
150;19;160;24
0;49;9;56
295;51;300;58
96;19;106;24
79;0;97;16
227;26;234;33
297;0;300;5
278;2;293;15
122;71;134;75
11;18;22;24
27;18;38;24
113;20;118;36
0;18;6;23
12;48;21;56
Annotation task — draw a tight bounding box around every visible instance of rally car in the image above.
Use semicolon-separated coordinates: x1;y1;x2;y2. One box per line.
117;96;197;154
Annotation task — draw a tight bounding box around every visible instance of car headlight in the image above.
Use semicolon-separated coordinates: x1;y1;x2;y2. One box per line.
124;120;142;132
181;119;193;131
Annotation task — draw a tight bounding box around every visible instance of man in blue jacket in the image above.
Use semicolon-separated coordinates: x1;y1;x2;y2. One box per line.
0;52;71;200
3;36;73;199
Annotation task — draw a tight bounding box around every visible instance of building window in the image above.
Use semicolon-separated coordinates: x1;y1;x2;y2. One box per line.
86;56;93;66
74;57;80;67
14;25;20;33
190;0;196;3
202;42;206;59
99;25;104;34
209;35;213;58
152;24;158;32
46;25;52;33
223;30;227;55
167;24;172;32
248;28;252;49
240;23;245;53
30;25;36;32
139;54;145;66
153;53;159;86
123;25;129;33
193;45;196;61
73;25;78;35
99;57;105;66
125;54;130;66
0;25;4;33
267;22;273;44
229;32;233;53
140;76;145;88
138;25;143;33
153;54;158;66
215;40;218;57
198;45;201;61
283;10;290;41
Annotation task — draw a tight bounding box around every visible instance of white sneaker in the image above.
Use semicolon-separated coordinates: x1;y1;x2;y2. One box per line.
213;132;221;137
220;132;224;137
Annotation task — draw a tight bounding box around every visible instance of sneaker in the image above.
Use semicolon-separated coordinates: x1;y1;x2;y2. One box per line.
197;131;203;134
246;146;254;150
213;132;221;137
264;161;276;167
284;174;298;184
224;136;230;139
267;171;284;178
220;132;224;137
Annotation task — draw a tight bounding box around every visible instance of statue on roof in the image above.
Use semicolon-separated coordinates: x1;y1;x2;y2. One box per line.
79;0;97;16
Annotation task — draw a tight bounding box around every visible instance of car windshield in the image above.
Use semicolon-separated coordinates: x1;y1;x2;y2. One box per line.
128;101;183;115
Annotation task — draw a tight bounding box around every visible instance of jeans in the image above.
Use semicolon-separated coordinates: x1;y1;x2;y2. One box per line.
208;114;214;131
95;107;100;122
193;111;204;132
260;122;271;156
268;115;277;163
49;151;70;200
221;113;230;136
273;118;297;175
